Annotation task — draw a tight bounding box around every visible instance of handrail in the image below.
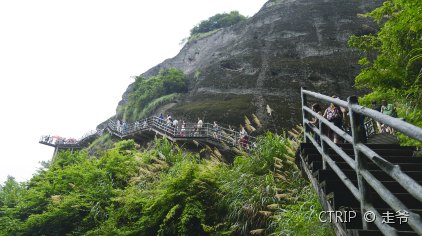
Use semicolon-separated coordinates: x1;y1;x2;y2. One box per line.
301;88;422;235
40;116;257;151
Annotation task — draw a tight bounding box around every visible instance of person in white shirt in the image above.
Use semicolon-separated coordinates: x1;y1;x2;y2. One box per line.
196;118;203;136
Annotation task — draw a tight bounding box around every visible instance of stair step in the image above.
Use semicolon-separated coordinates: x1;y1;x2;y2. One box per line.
315;169;422;182
321;180;421;196
305;154;422;164
328;149;415;157
299;143;422;235
328;191;421;210
301;145;416;156
347;229;419;236
309;161;422;172
300;143;416;151
354;208;421;232
319;203;422;231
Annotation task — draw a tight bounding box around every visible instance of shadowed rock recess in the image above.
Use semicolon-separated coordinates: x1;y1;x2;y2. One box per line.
117;0;381;131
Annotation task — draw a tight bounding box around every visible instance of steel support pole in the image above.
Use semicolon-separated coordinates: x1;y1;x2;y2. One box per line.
348;96;371;230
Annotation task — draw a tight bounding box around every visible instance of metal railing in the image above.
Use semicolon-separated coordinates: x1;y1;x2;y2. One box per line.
39;129;102;148
41;116;257;151
301;88;422;235
106;116;257;149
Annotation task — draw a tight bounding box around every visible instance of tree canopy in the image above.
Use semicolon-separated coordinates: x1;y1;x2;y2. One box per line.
190;11;247;36
348;0;422;145
117;68;188;121
0;134;333;235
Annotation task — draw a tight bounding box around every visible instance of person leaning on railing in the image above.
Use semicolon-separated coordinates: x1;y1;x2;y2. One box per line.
309;103;322;143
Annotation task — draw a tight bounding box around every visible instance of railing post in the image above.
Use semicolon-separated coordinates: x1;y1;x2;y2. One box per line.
318;119;327;170
301;87;310;143
348;96;371;230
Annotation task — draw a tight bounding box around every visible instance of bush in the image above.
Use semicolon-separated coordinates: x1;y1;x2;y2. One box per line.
117;68;187;121
190;11;247;37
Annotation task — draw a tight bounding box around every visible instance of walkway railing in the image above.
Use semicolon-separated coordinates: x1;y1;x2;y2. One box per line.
39;129;103;148
40;116;256;151
301;88;422;235
106;116;256;149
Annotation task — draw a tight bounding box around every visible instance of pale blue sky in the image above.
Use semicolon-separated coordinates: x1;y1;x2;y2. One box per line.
0;0;268;183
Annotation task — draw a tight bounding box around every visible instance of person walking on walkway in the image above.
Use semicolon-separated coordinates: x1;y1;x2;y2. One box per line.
212;121;219;140
122;121;127;134
380;100;397;134
116;120;121;133
196;118;203;136
239;127;248;149
323;96;343;143
310;103;322;144
181;121;186;137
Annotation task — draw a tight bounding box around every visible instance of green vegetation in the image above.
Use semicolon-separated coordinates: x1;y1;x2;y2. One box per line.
0;133;332;235
348;0;422;145
190;11;247;37
137;93;181;119
187;29;221;43
117;68;188;121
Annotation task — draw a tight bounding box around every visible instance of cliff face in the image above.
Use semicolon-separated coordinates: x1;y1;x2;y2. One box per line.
118;0;381;131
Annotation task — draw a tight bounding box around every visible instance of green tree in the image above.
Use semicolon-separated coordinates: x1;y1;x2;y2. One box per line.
0;176;25;208
117;68;188;121
348;0;422;145
190;11;247;36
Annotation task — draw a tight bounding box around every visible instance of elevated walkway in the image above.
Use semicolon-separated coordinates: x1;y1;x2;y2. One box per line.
299;88;422;236
40;116;256;156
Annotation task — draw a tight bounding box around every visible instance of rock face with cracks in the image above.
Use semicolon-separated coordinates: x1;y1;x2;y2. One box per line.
116;0;381;132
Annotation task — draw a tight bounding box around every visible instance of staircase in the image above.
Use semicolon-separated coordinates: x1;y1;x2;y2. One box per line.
299;143;421;235
300;88;422;236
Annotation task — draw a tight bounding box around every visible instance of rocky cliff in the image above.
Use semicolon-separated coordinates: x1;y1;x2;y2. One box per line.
117;0;381;132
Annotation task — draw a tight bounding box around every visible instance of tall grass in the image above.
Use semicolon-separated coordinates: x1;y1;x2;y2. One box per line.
136;93;181;120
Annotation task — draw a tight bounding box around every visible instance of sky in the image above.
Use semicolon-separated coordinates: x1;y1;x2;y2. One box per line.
0;0;268;184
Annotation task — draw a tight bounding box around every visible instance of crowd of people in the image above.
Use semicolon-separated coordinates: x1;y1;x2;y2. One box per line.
42;135;78;145
309;96;399;144
113;113;253;149
372;100;398;134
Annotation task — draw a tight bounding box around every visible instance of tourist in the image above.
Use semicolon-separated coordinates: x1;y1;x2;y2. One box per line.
239;127;248;148
196;118;203;136
172;118;178;128
122;121;127;134
172;119;179;134
323;96;343;143
181;121;186;136
380;100;396;134
116;120;121;133
159;113;164;123
212;121;219;139
229;125;236;146
371;100;381;112
309;103;322;144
